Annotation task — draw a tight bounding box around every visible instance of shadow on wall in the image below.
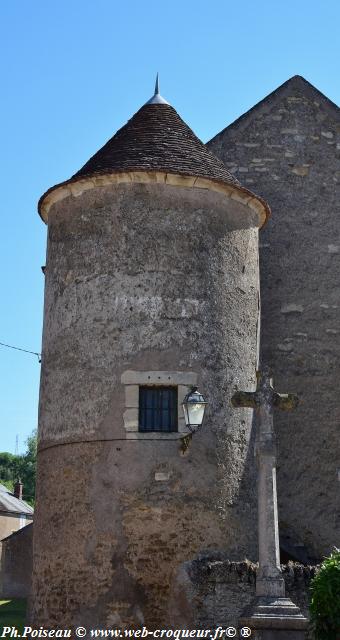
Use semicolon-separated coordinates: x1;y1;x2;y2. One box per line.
0;524;33;599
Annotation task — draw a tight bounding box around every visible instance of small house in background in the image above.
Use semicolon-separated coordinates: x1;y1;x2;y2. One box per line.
0;481;34;540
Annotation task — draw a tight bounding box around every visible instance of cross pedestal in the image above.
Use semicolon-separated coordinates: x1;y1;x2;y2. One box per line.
231;368;308;639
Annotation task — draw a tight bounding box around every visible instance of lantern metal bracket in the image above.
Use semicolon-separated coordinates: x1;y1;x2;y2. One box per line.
180;433;192;454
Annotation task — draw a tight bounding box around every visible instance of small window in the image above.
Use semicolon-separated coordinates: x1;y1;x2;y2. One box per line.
139;386;178;433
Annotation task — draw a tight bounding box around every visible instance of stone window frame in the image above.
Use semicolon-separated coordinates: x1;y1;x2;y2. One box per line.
121;370;198;440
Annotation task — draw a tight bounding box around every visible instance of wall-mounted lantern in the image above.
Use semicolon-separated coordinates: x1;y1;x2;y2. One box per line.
182;386;207;433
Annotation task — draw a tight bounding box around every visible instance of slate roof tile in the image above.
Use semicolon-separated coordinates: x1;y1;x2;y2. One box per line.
39;97;270;225
73;103;240;186
0;484;34;516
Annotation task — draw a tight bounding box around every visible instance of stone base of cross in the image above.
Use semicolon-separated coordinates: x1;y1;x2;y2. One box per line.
232;367;308;638
239;596;308;638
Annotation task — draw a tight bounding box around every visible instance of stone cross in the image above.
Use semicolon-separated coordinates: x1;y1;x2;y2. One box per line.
231;367;299;598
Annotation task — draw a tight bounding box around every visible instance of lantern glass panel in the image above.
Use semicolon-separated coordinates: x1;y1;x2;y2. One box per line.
187;402;205;426
182;403;190;425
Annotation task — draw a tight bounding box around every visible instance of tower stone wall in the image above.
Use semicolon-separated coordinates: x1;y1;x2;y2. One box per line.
208;75;340;560
32;180;262;627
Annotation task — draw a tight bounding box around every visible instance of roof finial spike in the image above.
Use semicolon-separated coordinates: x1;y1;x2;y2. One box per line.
155;72;159;95
145;73;170;106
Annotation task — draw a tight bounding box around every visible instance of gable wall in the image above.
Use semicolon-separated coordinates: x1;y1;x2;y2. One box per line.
208;77;340;558
0;513;29;541
0;523;33;598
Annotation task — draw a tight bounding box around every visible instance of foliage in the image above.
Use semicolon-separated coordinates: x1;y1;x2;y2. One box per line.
0;478;15;493
0;599;27;632
0;453;19;484
310;548;340;640
0;430;37;505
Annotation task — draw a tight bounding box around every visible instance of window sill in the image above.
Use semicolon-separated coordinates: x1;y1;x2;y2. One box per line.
125;432;186;440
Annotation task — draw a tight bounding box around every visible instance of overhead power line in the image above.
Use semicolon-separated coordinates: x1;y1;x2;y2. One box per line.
0;341;41;363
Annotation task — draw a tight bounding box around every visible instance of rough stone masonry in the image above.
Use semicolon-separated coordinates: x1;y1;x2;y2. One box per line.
208;75;340;561
31;87;268;628
31;75;339;629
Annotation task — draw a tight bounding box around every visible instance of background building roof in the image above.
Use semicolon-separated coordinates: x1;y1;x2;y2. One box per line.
0;484;34;516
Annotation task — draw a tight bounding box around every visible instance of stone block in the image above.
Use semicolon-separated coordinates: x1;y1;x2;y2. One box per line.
122;408;138;431
280;304;304;314
177;384;191;404
178;416;188;434
154;472;170;481
121;370;198;386
291;166;309;176
124;384;139;408
277;343;293;352
321;130;334;139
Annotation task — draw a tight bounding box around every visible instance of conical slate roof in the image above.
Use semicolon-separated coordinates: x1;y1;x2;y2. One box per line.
38;82;270;225
72;102;240;187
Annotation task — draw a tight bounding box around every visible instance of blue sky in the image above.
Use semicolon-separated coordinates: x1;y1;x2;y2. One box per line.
0;0;339;454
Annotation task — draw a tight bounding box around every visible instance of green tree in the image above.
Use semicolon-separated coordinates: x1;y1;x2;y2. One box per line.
19;430;37;504
310;548;340;640
0;430;37;505
0;452;20;490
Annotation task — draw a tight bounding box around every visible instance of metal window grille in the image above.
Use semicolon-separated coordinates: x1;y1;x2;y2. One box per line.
139;386;178;432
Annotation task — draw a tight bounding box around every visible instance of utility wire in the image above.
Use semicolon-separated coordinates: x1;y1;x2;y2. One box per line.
0;341;41;363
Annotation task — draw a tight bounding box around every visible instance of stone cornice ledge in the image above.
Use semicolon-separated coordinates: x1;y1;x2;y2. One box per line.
38;170;270;228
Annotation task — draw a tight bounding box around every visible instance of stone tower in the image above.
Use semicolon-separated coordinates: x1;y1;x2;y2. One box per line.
32;81;269;628
208;75;340;561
